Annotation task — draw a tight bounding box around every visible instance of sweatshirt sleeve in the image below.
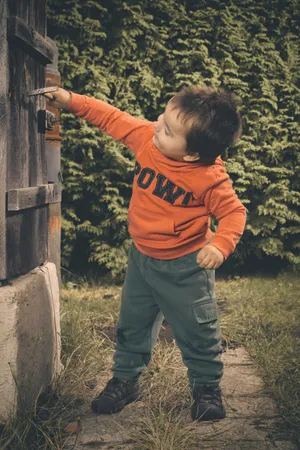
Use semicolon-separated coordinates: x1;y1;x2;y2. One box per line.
67;92;153;155
203;178;247;259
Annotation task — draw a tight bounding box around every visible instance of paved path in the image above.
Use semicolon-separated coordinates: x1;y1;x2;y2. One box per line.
65;347;296;449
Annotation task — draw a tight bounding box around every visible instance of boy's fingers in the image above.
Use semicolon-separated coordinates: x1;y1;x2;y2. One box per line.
197;252;221;269
197;249;210;263
202;259;219;270
43;93;55;100
198;255;214;268
197;253;208;264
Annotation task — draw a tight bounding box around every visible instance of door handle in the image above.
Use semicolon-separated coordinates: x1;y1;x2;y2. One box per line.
27;86;58;97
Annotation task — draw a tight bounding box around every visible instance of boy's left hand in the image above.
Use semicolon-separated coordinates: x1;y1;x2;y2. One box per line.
196;245;224;270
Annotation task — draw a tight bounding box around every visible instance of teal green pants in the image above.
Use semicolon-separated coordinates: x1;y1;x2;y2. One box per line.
113;243;223;388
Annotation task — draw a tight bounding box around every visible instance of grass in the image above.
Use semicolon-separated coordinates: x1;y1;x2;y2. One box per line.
0;273;299;449
125;405;198;450
217;273;300;443
0;390;78;450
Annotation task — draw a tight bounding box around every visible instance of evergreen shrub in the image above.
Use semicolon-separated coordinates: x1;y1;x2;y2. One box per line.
47;0;300;280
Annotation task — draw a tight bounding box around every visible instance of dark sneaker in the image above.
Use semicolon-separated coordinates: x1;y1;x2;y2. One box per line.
91;377;141;414
191;385;226;421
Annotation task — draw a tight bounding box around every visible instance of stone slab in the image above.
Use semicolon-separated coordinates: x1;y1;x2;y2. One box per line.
0;262;61;421
221;364;265;397
223;347;256;366
199;441;296;449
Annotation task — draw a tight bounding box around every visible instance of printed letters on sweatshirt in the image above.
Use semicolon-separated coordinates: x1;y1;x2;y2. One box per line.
135;161;192;206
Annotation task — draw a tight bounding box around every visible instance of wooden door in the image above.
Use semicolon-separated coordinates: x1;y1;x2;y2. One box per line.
0;0;60;280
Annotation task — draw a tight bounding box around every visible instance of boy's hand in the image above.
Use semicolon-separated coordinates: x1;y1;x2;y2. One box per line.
43;87;71;109
196;245;224;270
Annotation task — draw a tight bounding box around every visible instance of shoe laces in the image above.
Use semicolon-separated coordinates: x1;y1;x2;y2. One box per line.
193;385;222;406
102;378;134;401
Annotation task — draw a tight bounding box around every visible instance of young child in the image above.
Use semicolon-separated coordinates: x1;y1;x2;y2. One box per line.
45;85;246;421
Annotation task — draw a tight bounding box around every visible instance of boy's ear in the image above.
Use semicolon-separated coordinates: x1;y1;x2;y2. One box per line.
183;152;200;162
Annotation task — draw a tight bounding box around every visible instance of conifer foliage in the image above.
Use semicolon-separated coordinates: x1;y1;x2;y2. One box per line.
47;0;300;279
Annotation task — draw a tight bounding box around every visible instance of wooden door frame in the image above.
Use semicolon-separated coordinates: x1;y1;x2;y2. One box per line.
0;0;8;280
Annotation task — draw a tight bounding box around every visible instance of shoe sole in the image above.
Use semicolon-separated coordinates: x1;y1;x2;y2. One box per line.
191;405;226;421
91;391;141;415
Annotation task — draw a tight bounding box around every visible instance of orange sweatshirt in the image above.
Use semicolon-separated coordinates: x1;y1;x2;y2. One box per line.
67;93;247;260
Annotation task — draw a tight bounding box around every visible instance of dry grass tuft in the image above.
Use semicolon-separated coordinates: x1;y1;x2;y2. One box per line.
126;404;198;450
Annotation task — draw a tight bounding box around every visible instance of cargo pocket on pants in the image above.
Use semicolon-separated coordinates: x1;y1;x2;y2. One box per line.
192;300;219;324
190;300;222;354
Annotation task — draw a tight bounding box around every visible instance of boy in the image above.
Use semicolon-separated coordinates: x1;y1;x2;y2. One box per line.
45;85;246;421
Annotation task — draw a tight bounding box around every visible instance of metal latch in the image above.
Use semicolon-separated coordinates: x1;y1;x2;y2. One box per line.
27;86;58;97
28;87;60;133
37;110;60;133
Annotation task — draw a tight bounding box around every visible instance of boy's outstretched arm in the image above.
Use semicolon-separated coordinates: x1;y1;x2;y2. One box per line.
197;179;247;270
44;88;153;155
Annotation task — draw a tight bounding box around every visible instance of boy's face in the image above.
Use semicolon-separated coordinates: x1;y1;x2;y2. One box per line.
153;103;200;162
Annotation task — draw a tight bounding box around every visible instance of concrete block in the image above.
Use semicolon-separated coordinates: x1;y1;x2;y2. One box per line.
0;262;61;422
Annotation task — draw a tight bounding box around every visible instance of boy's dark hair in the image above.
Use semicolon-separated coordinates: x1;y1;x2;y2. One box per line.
170;85;242;165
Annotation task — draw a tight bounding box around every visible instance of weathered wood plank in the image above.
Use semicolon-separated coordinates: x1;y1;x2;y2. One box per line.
29;0;46;38
0;0;8;280
28;57;46;186
28;0;47;186
6;207;48;278
7;47;30;191
8;0;29;26
7;184;61;211
7;16;54;64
